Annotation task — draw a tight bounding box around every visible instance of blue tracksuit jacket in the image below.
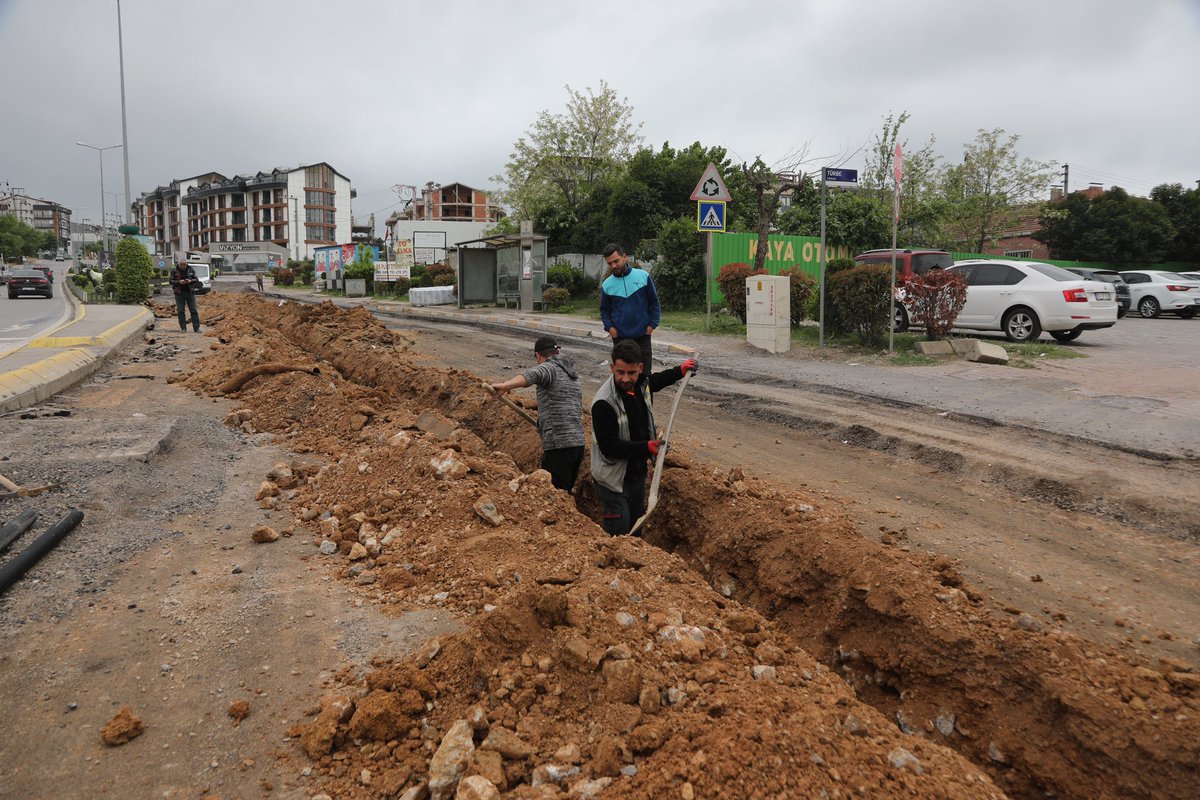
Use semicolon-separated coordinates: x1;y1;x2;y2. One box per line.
600;267;662;339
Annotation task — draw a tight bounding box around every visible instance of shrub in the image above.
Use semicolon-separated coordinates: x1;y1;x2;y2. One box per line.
114;238;154;303
429;263;457;290
276;268;295;286
826;264;891;347
541;287;570;309
547;261;585;296
827;257;856;275
716;262;766;322
297;259;314;285
416;272;434;288
577;272;599;300
904;269;966;340
392;277;411;296
778;266;818;324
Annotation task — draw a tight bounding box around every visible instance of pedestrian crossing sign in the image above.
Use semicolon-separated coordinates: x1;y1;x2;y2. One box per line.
697;201;726;232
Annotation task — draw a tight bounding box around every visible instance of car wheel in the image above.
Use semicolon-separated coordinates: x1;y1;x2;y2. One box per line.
891;304;909;333
1049;329;1082;342
1116;308;1128;319
1002;307;1041;343
1179;308;1197;320
1138;297;1161;319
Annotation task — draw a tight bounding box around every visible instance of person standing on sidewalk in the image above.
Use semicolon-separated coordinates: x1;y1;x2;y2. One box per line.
591;338;696;535
600;243;661;374
170;261;202;332
489;336;586;493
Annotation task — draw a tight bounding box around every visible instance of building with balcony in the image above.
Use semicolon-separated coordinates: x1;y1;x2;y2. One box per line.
0;193;72;251
386;182;506;265
133;162;353;263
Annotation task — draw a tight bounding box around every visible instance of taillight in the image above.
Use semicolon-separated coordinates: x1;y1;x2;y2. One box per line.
1166;285;1193;292
1062;288;1088;302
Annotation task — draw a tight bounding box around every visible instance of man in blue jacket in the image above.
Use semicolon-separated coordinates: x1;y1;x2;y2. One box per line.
600;243;661;373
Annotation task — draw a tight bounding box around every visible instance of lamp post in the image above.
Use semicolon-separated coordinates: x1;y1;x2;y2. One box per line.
76;141;123;254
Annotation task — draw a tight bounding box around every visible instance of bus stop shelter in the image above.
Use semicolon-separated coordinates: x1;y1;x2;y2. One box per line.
453;230;548;310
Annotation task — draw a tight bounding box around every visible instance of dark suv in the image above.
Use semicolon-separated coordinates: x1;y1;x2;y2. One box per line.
854;248;953;285
1063;268;1130;318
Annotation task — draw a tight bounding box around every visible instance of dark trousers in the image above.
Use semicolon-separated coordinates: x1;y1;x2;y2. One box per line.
541;446;584;493
632;334;653;373
175;291;200;331
595;470;648;536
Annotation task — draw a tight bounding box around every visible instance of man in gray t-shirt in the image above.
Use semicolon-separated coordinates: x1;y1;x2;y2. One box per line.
489;336;586;492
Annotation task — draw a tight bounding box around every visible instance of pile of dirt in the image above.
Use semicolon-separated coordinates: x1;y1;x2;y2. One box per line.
175;294;1198;799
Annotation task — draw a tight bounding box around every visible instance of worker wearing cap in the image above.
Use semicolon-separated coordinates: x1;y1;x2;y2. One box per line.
489;336;586;493
591;338;696;536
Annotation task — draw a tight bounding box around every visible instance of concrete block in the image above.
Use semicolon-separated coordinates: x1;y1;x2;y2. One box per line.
913;340;955;356
961;339;1009;365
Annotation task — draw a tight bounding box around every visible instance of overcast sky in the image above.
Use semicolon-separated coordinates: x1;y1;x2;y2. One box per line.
2;0;1198;236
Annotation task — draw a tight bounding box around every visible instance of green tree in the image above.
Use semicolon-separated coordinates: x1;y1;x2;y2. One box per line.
776;180;891;253
1150;183;1200;263
114;237;154;302
942;128;1057;253
492;81;643;226
637;216;705;309
0;215;45;258
1036;188;1178;264
859;111;949;247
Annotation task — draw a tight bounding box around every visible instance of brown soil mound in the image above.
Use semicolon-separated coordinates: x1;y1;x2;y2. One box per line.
175;294;1198;799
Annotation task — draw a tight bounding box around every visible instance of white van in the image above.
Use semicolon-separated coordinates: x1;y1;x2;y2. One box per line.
187;262;212;295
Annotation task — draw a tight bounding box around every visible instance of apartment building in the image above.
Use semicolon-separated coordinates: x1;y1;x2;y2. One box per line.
0;193;72;251
134;162;353;261
386;182;505;265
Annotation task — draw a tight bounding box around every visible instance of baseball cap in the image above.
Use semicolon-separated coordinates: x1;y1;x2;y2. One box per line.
534;336;560;354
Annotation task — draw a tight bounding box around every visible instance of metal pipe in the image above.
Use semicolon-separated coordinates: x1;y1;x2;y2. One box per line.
0;509;38;554
0;509;84;595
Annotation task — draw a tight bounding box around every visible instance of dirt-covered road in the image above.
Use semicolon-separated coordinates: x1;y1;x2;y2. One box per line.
0;293;1195;800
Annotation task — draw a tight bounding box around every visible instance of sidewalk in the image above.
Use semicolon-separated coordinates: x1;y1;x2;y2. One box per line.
0;291;152;414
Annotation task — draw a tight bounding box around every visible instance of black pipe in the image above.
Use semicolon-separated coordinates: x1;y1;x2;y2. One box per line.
0;509;84;595
0;509;39;554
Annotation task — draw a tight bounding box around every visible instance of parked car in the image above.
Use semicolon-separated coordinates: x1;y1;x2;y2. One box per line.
854;248;953;286
32;264;54;281
7;269;54;299
1062;267;1131;318
923;259;1117;343
186;262;212;295
1118;270;1200;319
1178;271;1200;283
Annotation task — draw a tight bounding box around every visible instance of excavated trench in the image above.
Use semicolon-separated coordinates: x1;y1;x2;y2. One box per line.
175;294;1197;800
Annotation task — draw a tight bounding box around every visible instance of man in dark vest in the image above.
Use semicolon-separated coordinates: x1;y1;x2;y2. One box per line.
170;261;202;332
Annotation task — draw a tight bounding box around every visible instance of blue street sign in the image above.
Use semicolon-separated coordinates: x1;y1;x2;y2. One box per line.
697;200;726;232
823;167;859;188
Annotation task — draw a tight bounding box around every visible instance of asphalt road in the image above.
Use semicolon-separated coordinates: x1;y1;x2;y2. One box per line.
0;259;73;356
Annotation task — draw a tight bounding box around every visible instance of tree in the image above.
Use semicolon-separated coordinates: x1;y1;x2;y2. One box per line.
776;181;891;253
859;111;949;247
492;81;643;226
943;128;1057;253
1036;187;1175;264
0;215;46;259
1150;183;1200;263
741;156;804;273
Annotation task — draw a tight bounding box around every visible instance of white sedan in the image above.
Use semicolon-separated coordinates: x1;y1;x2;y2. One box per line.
943;259;1118;343
1119;270;1200;319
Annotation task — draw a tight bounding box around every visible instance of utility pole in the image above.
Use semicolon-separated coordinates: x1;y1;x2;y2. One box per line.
289;195;300;261
117;0;132;226
1062;163;1069;196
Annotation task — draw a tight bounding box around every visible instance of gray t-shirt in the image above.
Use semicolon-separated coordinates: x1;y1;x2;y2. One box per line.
522;355;585;450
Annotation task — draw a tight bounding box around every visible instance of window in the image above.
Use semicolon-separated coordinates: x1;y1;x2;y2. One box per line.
1123;273;1147;284
971;264;1025;286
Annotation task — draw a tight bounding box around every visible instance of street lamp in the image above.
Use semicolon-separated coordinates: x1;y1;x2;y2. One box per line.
77;141;123;253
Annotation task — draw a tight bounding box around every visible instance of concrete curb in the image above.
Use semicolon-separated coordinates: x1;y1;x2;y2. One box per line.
0;308;152;414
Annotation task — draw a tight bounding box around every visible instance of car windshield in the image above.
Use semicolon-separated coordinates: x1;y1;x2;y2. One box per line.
190;264;210;279
1026;263;1082;282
